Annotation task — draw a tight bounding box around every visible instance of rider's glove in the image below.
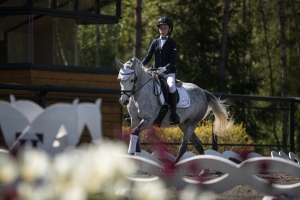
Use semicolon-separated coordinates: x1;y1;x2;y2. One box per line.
157;67;166;74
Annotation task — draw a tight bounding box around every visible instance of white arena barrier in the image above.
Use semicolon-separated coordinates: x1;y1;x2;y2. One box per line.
127;149;300;199
0;95;103;156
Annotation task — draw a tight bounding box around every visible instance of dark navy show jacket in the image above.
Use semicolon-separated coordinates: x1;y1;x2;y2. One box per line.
142;37;177;74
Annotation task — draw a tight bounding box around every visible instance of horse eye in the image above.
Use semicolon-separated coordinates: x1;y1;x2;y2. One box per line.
130;79;134;82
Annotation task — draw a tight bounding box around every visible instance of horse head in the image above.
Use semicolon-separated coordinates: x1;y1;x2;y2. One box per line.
116;58;139;106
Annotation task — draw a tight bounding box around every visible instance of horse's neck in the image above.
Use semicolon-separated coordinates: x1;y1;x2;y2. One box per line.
133;68;155;103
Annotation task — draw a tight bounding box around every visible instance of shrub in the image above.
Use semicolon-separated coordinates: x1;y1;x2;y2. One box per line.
122;121;254;156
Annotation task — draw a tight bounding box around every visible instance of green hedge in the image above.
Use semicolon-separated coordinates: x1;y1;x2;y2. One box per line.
122;121;254;156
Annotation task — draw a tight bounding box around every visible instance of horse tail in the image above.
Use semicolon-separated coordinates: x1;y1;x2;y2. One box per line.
203;90;233;136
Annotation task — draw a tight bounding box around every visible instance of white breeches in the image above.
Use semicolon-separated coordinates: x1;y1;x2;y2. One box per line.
160;73;176;93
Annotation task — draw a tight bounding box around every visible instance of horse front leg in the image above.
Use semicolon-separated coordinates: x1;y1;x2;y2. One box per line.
128;118;152;155
128;129;140;155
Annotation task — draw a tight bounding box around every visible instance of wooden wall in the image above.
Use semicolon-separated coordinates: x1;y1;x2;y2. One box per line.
0;69;122;148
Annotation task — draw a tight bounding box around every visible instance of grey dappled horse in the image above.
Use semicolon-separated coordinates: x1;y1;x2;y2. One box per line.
116;58;233;163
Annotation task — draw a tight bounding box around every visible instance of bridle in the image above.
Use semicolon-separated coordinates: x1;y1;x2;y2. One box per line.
119;71;153;98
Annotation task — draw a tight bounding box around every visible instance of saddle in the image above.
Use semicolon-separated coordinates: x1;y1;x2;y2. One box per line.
152;76;181;127
154;76;181;104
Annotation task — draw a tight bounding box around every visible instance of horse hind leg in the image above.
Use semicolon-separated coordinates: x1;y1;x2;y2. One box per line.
174;137;189;164
190;132;204;155
174;124;195;164
135;136;141;153
174;131;204;163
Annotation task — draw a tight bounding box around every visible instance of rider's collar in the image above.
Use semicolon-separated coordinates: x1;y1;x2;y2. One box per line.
118;67;134;81
160;35;169;40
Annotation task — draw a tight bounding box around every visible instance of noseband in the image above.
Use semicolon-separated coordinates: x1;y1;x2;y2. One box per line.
120;71;138;98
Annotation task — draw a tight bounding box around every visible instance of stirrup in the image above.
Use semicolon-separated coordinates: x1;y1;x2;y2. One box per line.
170;114;180;125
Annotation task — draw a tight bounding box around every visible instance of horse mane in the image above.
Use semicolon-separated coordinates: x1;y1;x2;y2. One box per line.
127;57;149;73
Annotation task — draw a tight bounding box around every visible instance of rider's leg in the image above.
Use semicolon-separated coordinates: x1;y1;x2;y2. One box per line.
163;73;180;125
169;89;180;125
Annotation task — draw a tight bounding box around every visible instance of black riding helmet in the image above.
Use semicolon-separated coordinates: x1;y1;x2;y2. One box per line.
157;16;173;35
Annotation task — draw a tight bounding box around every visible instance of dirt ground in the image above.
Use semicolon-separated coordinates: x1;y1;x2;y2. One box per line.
202;172;300;200
134;172;300;200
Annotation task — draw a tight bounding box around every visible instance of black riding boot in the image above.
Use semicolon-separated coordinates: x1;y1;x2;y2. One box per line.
169;90;180;125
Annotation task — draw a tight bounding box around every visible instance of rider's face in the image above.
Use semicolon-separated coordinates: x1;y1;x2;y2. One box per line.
158;24;170;36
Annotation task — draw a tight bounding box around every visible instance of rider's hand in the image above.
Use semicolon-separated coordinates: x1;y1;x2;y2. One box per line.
157;67;166;74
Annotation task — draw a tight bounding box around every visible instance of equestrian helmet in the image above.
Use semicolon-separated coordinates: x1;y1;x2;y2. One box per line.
157;16;173;31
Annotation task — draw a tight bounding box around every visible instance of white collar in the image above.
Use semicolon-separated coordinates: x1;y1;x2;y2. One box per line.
160;35;169;40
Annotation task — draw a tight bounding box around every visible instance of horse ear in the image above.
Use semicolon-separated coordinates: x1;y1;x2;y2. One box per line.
131;58;137;69
115;57;124;69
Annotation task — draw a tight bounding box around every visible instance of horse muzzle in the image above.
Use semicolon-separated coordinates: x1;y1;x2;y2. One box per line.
119;97;129;106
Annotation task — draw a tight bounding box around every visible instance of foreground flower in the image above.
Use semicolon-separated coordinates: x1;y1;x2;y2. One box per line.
71;140;137;194
179;185;216;200
17;147;51;182
17;181;54;200
131;180;169;200
0;153;18;184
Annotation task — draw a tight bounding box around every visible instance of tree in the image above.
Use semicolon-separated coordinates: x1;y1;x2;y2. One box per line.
134;0;142;59
291;0;300;67
279;0;288;152
219;0;230;93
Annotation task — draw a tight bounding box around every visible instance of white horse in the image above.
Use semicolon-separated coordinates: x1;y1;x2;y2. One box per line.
116;58;233;163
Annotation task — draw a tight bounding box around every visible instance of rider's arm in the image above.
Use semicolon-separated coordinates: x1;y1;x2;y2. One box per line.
142;39;156;66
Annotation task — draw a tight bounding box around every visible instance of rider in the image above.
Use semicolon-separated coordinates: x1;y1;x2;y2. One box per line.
142;16;180;125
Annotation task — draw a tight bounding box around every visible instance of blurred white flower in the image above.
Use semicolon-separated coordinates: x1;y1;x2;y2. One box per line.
17;182;34;200
18;148;51;182
58;182;87;200
17;182;54;200
0;139;207;200
179;185;216;200
51;151;80;194
131;179;168;200
71;140;137;194
0;153;18;183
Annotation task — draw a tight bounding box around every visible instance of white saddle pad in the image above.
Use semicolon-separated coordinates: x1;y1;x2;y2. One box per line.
156;83;190;108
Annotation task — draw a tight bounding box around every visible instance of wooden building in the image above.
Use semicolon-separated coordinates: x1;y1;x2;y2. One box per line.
0;0;122;148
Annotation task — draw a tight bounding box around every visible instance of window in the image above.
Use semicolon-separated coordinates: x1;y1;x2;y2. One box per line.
34;17;117;68
53;17;76;66
57;0;75;11
0;15;30;63
33;15;53;65
77;21;117;68
0;0;120;68
0;0;27;7
34;0;53;8
100;0;116;16
79;0;96;13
